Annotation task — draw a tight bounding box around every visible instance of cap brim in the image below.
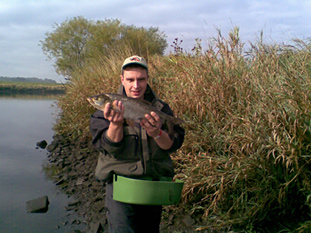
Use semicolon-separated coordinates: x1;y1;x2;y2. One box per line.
122;62;148;70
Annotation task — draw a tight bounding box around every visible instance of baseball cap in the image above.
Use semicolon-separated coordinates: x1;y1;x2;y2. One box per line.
121;55;148;71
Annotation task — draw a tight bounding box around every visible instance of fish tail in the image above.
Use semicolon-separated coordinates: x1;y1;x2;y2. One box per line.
168;115;185;125
166;115;185;136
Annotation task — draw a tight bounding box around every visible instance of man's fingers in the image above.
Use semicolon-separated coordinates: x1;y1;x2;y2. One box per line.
111;100;122;112
144;112;161;128
117;100;124;112
150;111;160;121
104;101;124;117
144;114;156;127
103;103;111;118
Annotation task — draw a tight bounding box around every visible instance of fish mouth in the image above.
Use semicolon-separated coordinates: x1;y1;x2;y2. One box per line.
86;97;93;104
87;97;97;106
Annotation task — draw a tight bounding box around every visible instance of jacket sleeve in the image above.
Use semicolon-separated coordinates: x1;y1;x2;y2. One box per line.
167;124;185;153
159;101;185;153
89;110;124;153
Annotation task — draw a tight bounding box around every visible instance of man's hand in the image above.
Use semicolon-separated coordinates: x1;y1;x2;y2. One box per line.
103;100;124;125
141;111;173;149
104;100;124;142
140;111;162;138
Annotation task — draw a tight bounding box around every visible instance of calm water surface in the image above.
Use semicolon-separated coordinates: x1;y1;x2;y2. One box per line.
0;97;82;233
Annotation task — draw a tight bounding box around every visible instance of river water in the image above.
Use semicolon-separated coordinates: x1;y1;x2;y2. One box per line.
0;97;82;233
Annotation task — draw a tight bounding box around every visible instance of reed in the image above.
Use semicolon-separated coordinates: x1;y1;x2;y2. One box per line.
54;28;311;231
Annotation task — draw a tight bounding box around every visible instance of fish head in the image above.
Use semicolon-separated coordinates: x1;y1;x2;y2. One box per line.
87;94;111;110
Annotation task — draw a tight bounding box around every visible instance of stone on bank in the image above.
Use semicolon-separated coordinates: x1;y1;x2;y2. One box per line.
26;196;49;213
36;140;48;149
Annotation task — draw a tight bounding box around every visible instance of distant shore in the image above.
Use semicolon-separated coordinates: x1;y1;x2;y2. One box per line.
0;81;65;96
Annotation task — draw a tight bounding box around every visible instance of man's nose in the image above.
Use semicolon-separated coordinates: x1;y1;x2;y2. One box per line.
133;80;138;88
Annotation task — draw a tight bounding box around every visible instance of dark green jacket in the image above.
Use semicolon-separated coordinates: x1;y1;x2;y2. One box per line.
89;85;185;182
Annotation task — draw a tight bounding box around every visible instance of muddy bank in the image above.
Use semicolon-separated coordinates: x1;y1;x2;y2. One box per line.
44;134;202;232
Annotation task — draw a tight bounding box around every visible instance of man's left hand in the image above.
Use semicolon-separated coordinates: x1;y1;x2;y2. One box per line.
140;111;162;138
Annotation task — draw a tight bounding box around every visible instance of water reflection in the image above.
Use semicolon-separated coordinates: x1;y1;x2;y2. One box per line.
0;97;81;233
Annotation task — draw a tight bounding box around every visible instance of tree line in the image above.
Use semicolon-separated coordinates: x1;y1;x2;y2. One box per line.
40;16;167;79
0;76;57;84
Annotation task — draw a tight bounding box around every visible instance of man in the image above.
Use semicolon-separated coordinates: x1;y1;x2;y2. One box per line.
89;55;185;232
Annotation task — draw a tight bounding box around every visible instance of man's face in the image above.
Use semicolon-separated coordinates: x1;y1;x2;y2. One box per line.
121;67;148;99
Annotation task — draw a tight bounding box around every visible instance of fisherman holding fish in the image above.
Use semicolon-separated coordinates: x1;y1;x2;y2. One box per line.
89;55;185;232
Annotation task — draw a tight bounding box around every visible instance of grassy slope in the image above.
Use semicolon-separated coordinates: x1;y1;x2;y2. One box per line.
53;32;311;232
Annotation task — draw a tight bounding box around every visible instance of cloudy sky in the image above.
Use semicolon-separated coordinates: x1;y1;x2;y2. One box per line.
1;0;311;83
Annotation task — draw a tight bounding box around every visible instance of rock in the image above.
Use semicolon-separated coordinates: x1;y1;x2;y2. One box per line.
55;178;65;185
46;141;59;152
71;219;81;225
76;177;85;185
94;196;103;202
88;222;103;233
26;196;49;213
68;200;81;207
36;140;47;149
77;155;85;161
65;205;77;211
182;215;195;227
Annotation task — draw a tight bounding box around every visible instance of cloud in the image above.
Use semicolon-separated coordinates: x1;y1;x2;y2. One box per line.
1;0;311;81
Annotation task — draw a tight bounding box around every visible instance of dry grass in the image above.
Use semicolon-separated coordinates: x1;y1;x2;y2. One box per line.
54;29;311;231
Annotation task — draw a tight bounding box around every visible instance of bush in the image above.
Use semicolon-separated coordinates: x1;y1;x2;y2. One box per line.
53;28;311;232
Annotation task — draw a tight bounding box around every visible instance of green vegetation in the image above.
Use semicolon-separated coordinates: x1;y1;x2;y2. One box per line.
0;81;65;95
0;76;57;83
44;18;311;232
41;16;167;77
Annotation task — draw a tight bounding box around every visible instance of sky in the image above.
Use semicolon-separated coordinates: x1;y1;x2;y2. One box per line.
1;0;311;83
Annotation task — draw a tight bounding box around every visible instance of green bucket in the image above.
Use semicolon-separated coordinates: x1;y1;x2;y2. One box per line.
112;175;184;205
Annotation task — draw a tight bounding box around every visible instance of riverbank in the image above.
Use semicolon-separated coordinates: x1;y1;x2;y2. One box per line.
0;81;65;96
44;134;201;232
41;34;311;231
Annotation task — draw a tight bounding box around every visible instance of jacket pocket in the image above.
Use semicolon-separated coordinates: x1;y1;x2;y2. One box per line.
115;126;139;160
95;152;144;181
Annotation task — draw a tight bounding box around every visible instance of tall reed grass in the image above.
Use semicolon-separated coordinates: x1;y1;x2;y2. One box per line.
54;28;311;231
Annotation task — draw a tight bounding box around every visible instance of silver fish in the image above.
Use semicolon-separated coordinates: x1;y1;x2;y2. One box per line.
87;93;184;135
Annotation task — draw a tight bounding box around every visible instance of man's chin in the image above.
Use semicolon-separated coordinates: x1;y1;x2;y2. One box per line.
131;92;142;99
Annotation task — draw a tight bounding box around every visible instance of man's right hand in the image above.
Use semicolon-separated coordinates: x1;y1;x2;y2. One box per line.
103;100;124;125
104;100;124;142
